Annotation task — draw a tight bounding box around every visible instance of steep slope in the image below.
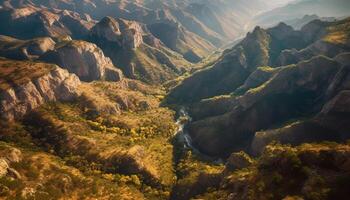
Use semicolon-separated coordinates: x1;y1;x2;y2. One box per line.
1;0;270;58
176;143;350;200
39;40;124;82
0;58;81;121
166;18;350;157
0;35;56;60
166;23;309;104
147;21;216;63
0;59;179;199
167;18;350;104
0;5;94;40
187;55;344;156
88;16;190;84
0;141;146;199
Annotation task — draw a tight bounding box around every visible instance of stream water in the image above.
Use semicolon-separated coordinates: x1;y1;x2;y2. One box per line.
174;107;223;164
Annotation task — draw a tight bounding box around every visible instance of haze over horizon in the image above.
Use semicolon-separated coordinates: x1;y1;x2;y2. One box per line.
0;0;350;199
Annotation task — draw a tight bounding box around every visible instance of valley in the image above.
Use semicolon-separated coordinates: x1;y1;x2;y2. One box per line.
0;0;350;200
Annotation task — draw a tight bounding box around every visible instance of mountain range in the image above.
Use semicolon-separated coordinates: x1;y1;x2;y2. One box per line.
0;0;350;199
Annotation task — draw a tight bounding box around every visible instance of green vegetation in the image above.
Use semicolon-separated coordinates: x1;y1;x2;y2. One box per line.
186;143;350;200
323;18;350;44
0;58;55;90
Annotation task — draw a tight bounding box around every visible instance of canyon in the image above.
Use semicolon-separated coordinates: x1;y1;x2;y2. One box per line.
0;0;350;200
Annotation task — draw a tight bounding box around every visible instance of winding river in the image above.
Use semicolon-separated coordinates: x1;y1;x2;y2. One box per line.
174;107;223;163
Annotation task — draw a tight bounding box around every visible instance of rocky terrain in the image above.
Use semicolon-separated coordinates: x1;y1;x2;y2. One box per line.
39;40;124;82
0;0;350;200
88;16;190;84
0;58;81;121
167;17;350;158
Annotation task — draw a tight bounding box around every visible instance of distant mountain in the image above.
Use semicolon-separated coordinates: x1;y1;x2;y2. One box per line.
254;0;350;28
0;5;192;84
0;4;94;40
284;14;337;30
0;0;269;58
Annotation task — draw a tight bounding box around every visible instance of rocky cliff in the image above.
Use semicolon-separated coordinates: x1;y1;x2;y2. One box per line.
0;5;94;40
168;18;350;157
39;40;123;82
167;22;308;104
88;16;190;84
0;35;56;60
0;58;81;121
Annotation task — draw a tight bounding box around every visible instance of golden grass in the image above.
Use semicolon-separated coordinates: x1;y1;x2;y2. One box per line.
323;18;350;44
0;58;55;90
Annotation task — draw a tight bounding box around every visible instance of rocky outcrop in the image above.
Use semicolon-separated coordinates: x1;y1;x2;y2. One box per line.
89;16;121;43
167;18;350;157
166;23;309;104
167;19;350;104
39;40;123;82
88;16;190;84
118;18;143;49
0;35;56;60
0;58;81;121
235;66;280;94
250;54;350;155
276;40;350;66
0;5;94;40
147;21;215;63
187;56;342;156
251;88;350;155
0;146;22;179
90;17;143;50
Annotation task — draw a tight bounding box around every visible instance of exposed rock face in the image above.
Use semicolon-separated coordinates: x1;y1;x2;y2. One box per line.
90;16;121;43
0;5;94;40
251;89;350;155
187;56;342;156
0;59;81;121
2;0;268;51
118;18;143;49
90;16;143;50
168;18;350;157
166;23;309;104
89;16;190;84
0;35;56;60
235;66;280;94
39;40;123;82
168;18;350;105
90;16;144;49
147;21;215;63
250;54;350;155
